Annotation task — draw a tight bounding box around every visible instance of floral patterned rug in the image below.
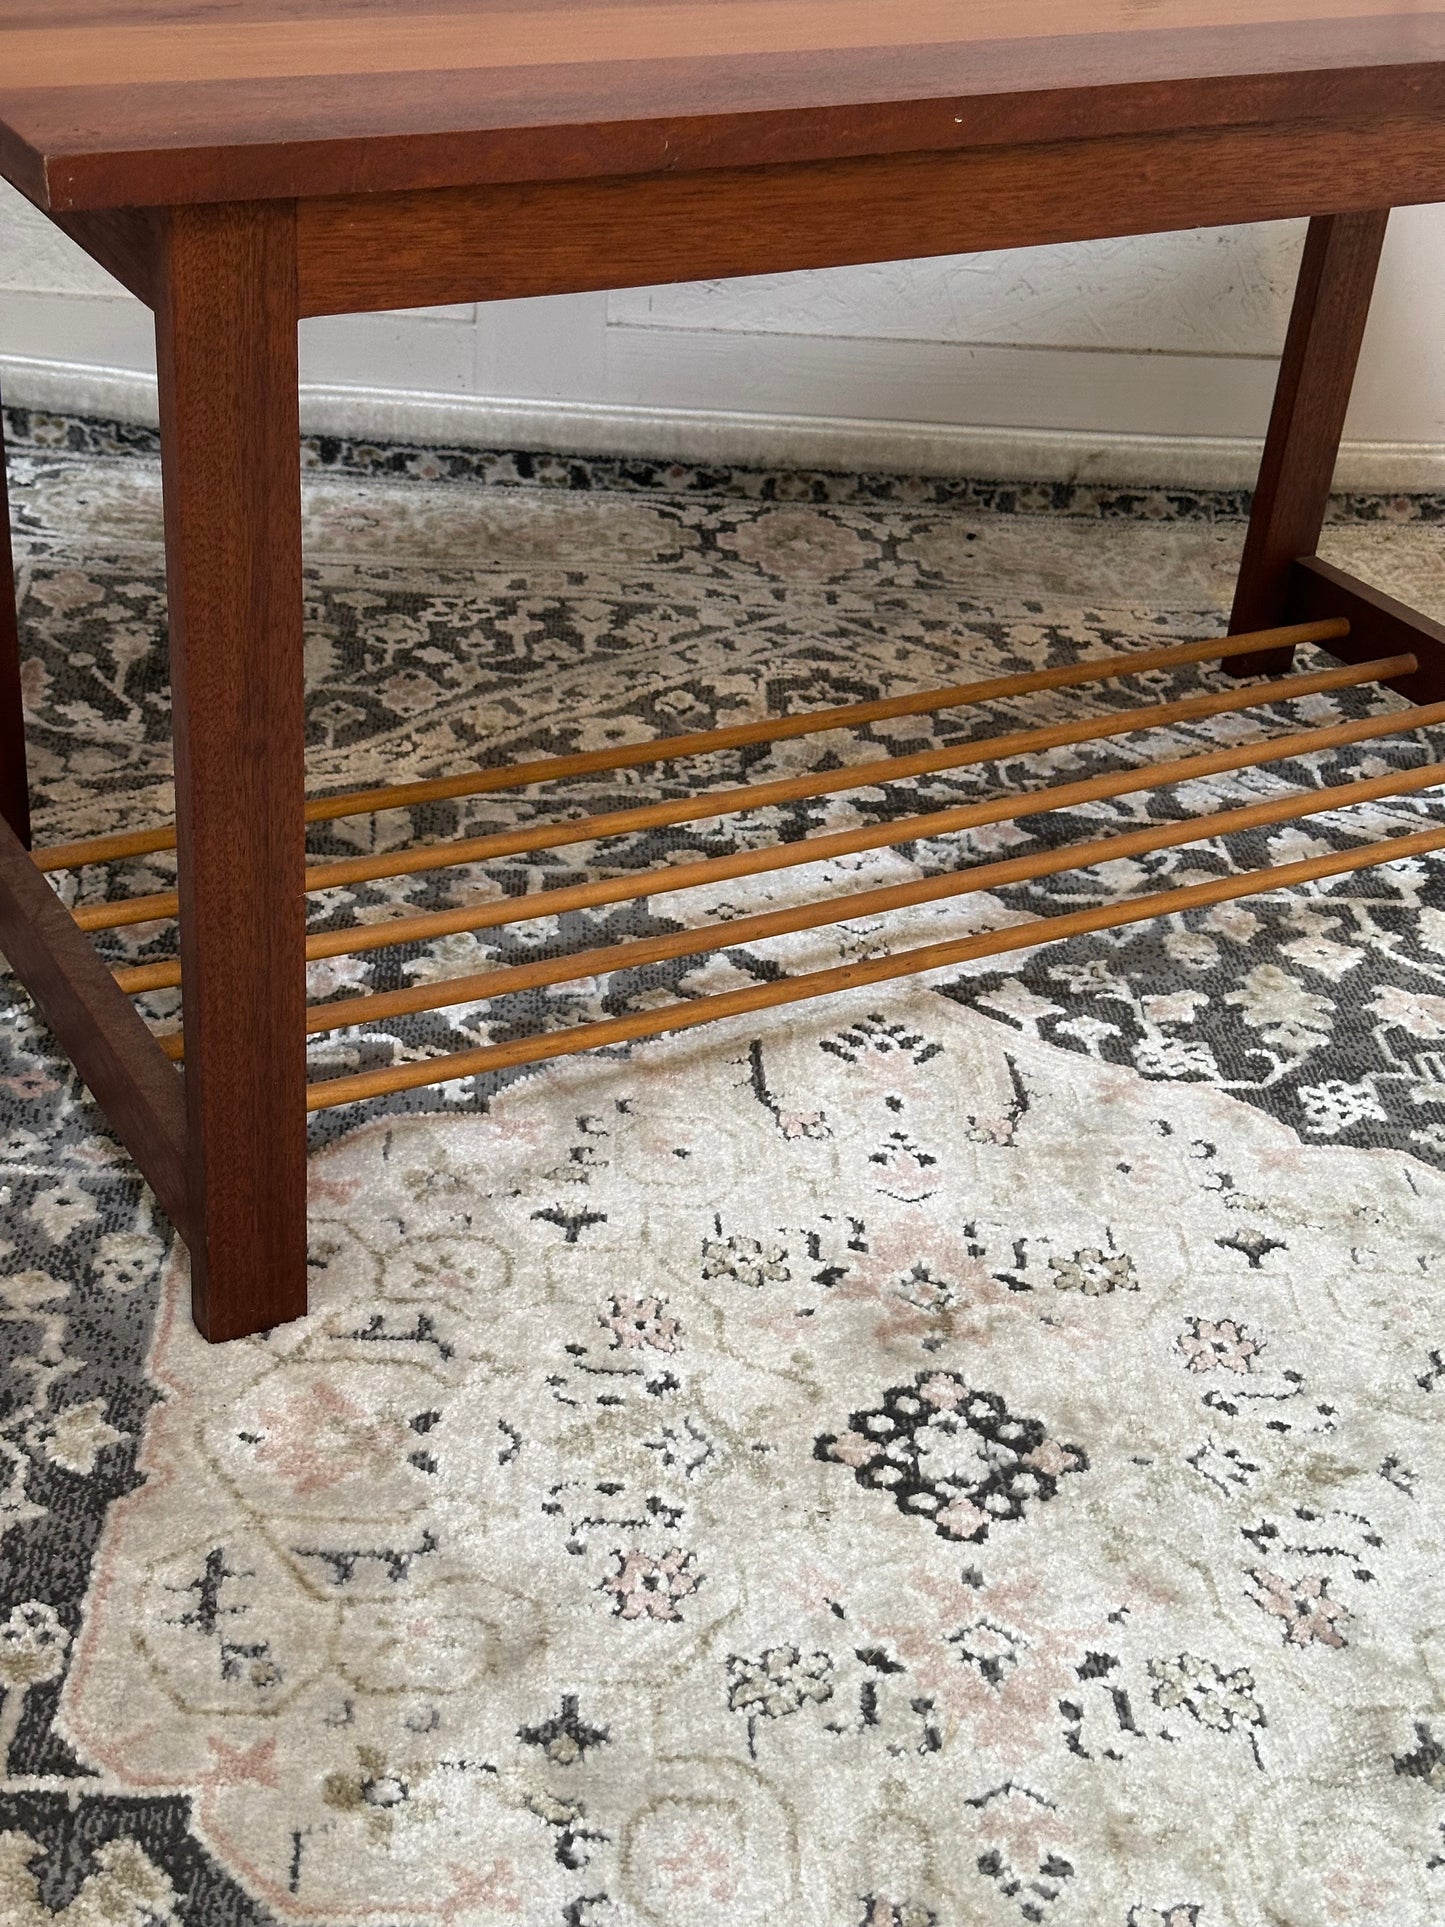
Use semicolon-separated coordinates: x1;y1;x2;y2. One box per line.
1;409;1444;1924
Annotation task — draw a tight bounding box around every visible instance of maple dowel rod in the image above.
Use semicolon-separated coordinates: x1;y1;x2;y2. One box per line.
219;654;1430;896
303;820;1445;1111
115;690;1445;996
32;617;1348;874
72;647;1411;933
151;752;1445;1060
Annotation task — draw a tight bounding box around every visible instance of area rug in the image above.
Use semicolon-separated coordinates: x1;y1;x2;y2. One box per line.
1;410;1444;1925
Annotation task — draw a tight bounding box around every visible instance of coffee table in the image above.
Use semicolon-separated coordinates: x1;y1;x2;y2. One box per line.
3;1;1445;1340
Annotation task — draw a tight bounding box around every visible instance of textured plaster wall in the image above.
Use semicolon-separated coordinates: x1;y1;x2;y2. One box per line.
606;225;1302;353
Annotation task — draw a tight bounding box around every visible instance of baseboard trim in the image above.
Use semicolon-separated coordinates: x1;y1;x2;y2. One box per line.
4;351;1444;492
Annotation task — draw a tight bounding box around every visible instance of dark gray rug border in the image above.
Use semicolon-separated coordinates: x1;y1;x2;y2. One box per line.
6;403;1445;524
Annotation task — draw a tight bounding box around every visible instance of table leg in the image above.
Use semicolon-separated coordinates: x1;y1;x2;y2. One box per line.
0;387;29;846
155;201;308;1341
1227;209;1389;677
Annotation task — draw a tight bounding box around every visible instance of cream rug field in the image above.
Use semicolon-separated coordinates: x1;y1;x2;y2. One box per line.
1;411;1444;1924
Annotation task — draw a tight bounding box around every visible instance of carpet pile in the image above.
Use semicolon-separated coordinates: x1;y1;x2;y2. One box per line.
1;411;1444;1925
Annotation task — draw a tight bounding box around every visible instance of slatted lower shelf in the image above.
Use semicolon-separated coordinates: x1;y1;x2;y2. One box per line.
31;617;1445;1112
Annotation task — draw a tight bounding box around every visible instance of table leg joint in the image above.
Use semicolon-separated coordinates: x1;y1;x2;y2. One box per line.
0;816;191;1237
1286;555;1445;706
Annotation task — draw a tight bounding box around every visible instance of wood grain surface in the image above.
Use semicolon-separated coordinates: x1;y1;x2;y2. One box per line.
50;206;159;305
1228;210;1390;676
0;392;28;847
0;814;191;1235
1287;557;1445;703
155;200;309;1341
1;1;1443;209
296;118;1445;315
4;1;1434;89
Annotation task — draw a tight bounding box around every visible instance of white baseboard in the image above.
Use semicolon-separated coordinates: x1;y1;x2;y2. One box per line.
4;350;1444;493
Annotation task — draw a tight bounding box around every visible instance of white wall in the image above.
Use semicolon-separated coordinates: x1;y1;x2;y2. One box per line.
4;178;1445;487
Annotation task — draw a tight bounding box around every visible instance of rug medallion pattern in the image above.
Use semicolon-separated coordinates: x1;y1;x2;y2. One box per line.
0;412;1443;1922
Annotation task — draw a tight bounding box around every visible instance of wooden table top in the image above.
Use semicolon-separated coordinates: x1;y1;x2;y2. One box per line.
2;1;1444;211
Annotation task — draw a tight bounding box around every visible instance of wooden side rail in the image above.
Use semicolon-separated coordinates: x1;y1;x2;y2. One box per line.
293;121;1445;319
0;390;28;847
1285;557;1445;705
0;814;191;1234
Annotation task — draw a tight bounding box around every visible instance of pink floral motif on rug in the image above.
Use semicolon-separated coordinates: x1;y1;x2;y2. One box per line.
57;992;1445;1925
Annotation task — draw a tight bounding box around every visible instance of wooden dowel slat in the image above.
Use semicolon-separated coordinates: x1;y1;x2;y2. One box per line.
72;648;1412;934
31;618;1349;874
302;820;1445;1111
152;753;1445;1060
116;690;1445;997
299;652;1411;897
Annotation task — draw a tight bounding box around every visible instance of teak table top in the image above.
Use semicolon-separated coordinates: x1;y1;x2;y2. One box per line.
2;0;1445;210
